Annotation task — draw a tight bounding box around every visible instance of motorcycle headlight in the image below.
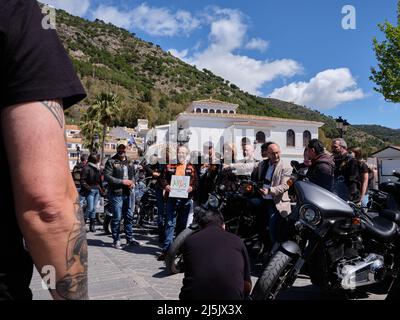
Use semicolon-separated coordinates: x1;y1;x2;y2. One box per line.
207;195;219;209
299;204;321;226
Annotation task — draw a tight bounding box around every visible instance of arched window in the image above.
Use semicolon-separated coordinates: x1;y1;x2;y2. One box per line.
216;109;221;114
209;109;215;113
223;110;228;114
229;110;234;114
287;129;295;147
196;108;202;113
256;131;266;144
203;109;209;113
303;130;311;147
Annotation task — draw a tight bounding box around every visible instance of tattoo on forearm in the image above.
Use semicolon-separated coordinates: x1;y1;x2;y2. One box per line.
54;197;88;300
40;100;64;129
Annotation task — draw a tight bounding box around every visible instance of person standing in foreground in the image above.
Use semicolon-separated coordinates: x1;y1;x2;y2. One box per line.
158;145;197;261
0;0;87;299
104;144;139;249
179;207;252;300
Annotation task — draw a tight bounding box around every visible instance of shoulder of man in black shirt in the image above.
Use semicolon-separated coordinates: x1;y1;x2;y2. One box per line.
0;0;86;109
180;224;251;300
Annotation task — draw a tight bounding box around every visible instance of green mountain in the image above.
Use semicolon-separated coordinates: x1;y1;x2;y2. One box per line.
354;125;400;146
54;7;387;156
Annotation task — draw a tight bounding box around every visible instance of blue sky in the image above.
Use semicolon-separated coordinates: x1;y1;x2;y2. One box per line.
44;0;399;129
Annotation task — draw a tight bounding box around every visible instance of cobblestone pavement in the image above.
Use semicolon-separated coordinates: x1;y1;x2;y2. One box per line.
30;223;387;300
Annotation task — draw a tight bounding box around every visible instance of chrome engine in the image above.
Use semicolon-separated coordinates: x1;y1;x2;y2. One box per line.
337;254;385;290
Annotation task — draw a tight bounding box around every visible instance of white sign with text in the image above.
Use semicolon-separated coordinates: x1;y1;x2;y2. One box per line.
169;175;190;198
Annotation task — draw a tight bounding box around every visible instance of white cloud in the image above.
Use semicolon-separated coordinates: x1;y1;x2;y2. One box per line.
40;0;90;16
182;7;302;95
168;48;189;60
269;68;365;109
245;38;269;52
92;4;200;36
92;5;131;29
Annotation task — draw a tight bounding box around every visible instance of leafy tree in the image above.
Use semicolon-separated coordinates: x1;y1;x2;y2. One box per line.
370;1;400;103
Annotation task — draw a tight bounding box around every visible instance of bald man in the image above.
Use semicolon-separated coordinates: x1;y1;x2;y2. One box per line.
259;143;292;246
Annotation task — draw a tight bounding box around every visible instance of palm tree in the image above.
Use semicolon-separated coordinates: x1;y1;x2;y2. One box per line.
80;113;102;152
89;93;121;163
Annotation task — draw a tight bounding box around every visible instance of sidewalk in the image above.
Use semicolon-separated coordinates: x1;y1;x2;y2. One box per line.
30;224;386;300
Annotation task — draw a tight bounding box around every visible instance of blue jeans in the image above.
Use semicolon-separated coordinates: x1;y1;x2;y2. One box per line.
247;197;270;246
85;189;100;220
156;189;165;231
162;198;191;252
266;200;288;245
109;193;134;243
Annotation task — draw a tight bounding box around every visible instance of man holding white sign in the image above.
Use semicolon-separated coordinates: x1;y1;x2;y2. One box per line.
158;145;197;261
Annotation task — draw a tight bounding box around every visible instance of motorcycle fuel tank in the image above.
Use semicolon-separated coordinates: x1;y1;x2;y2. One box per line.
294;181;354;220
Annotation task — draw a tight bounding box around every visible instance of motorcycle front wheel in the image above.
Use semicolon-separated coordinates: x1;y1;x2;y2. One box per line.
165;227;197;274
251;250;293;300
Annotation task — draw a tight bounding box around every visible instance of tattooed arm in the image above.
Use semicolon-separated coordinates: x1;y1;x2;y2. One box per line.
0;100;88;300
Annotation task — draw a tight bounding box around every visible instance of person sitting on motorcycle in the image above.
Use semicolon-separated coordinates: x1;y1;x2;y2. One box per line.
142;154;167;242
217;142;240;192
179;206;252;300
157;145;198;261
331;138;360;202
259;143;292;247
225;140;259;176
198;141;221;205
249;142;275;250
305;139;335;192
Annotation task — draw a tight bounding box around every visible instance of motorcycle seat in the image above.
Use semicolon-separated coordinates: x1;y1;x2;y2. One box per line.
363;216;398;242
380;209;400;225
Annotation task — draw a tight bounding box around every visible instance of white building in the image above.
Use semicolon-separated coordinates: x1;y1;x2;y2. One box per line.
65;125;86;170
370;146;400;183
150;99;324;163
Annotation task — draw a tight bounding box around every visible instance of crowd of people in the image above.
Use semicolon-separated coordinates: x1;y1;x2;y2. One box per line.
71;136;382;300
1;0;394;301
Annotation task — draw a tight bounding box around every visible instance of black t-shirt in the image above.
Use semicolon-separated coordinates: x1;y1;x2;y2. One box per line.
0;0;86;299
0;0;86;108
179;224;251;301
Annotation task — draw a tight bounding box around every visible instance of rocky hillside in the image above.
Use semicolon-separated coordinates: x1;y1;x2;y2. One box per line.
53;6;387;156
354;125;400;146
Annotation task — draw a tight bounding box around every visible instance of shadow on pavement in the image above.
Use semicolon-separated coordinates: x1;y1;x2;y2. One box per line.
152;268;177;279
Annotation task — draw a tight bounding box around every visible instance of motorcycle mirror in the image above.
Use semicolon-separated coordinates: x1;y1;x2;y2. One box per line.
217;184;226;194
393;170;400;179
291;160;300;169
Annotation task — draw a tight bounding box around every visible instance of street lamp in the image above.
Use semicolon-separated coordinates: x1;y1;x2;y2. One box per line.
93;133;100;152
177;125;192;146
335;116;350;138
76;145;81;164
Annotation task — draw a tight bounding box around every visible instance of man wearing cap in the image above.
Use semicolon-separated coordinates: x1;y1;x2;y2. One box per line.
104;144;139;249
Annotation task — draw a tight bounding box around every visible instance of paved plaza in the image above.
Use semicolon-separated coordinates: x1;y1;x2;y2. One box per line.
30;223;387;300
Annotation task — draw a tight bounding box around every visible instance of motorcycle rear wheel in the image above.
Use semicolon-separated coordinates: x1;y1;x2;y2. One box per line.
251;250;293;300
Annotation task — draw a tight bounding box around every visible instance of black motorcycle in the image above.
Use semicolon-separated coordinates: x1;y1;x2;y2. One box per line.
251;161;400;300
135;176;158;227
369;171;400;211
165;177;264;274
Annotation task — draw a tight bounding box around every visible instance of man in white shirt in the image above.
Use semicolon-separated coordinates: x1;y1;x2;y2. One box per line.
258;143;292;245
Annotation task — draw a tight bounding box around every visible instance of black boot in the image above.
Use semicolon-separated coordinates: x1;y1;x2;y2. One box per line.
89;218;96;232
